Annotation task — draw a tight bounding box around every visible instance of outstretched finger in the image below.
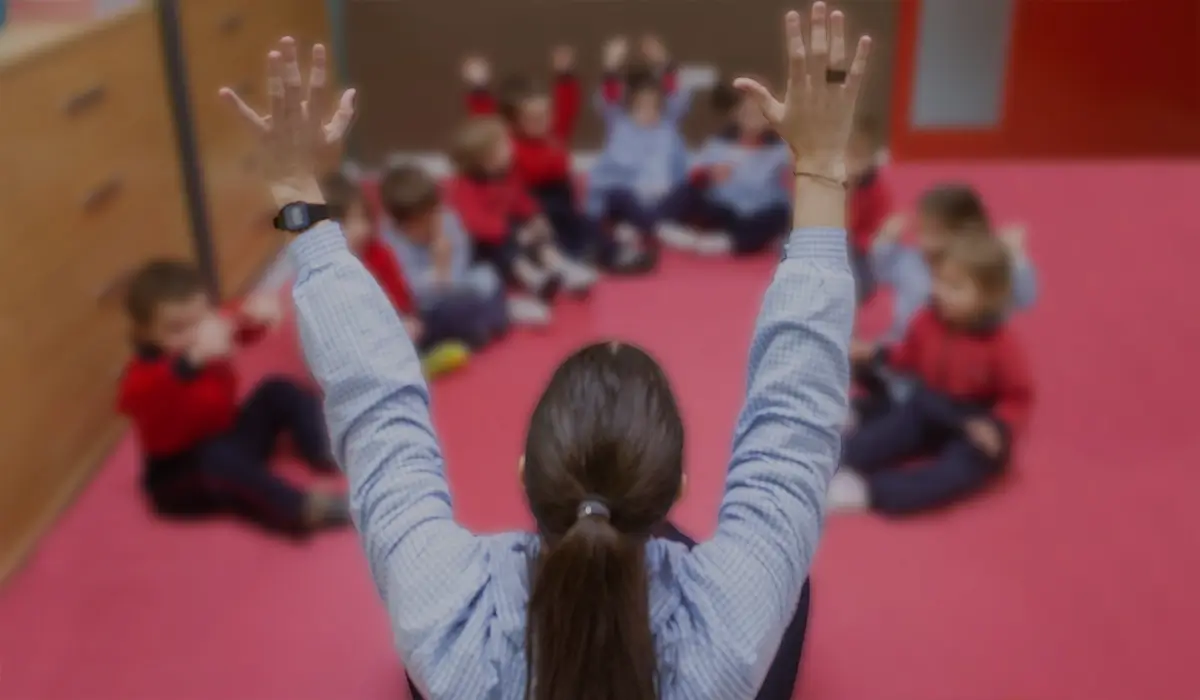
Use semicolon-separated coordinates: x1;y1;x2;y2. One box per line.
266;50;285;133
829;10;846;71
808;2;829;80
279;37;304;146
306;44;330;123
843;35;872;106
323;88;357;143
782;10;807;97
218;87;269;133
732;77;784;125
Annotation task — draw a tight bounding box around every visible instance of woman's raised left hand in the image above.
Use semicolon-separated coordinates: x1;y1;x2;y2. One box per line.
219;39;356;207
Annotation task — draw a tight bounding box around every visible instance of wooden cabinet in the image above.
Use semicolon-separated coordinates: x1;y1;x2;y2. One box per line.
0;5;193;578
177;0;332;298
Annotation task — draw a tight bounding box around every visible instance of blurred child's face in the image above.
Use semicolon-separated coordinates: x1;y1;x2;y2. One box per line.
142;292;211;354
630;88;663;127
400;205;443;246
342;201;372;251
932;260;987;325
516;96;551;138
484;135;513;173
735;98;768;137
916;210;952;261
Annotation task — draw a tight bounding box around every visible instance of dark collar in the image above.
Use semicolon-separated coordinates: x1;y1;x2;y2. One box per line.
134;342;167;360
716;125;782;145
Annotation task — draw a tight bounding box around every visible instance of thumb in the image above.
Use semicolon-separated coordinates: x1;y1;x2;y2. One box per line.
732;78;781;122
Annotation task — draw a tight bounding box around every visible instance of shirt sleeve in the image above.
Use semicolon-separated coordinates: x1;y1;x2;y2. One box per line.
679;226;854;696
288;223;492;695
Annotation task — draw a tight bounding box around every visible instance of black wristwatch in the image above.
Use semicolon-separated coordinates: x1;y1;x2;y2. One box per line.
273;202;331;233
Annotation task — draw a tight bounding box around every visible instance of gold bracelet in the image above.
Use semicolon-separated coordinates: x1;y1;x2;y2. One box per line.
794;171;848;190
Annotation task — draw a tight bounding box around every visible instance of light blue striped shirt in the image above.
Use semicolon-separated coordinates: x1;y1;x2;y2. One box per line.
289;221;853;699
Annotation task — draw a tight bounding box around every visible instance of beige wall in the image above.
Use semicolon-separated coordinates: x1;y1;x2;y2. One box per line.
345;0;898;164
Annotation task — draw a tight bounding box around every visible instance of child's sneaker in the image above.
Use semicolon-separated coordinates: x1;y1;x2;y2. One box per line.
656;222;700;251
827;469;870;512
693;232;734;257
608;246;658;275
421;341;470;378
514;262;561;302
507;296;553;326
558;259;599;295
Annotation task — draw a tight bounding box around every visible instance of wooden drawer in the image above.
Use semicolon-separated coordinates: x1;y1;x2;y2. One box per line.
0;6;194;581
0;9;170;224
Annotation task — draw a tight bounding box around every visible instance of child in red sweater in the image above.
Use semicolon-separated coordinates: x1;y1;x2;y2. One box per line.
460;46;655;275
446;116;597;321
831;232;1035;515
116;260;347;535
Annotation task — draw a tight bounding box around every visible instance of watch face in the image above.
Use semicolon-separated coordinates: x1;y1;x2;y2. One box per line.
283;204;309;230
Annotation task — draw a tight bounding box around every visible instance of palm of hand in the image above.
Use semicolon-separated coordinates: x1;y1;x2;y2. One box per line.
219;38;357;208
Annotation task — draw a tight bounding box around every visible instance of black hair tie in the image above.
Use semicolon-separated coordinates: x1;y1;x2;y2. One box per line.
576;498;611;522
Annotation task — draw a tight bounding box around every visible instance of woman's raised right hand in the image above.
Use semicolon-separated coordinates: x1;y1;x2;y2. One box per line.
734;3;871;178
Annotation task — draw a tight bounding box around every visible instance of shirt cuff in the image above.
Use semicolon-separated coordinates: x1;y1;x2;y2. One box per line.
287;221;350;275
782;227;849;267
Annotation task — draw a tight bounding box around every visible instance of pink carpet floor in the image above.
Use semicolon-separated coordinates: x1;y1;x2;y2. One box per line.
1;163;1198;700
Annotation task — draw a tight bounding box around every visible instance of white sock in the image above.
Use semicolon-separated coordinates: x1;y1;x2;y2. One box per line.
693;232;733;256
827;469;871;512
656;222;700;251
506;296;552;326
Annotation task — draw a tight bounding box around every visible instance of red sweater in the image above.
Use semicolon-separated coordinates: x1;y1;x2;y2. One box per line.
883;308;1035;437
117;311;270;458
466;74;581;187
359;237;415;314
446;172;539;244
848;167;893;254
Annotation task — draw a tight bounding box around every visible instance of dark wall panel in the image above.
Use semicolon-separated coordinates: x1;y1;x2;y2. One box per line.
345;0;897;164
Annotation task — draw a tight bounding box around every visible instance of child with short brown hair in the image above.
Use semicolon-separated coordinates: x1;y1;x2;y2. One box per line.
446;116;597;322
871;182;1039;342
833;232;1035;515
117;260;348;535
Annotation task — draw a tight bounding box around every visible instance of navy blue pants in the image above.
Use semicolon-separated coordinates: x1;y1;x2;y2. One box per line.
842;387;1006;515
850;246;875;304
420;286;508;351
406;522;810;700
143;378;332;534
659;181;791;255
533;180;602;261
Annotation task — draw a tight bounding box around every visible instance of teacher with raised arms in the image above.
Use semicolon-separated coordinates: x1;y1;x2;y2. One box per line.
221;3;869;698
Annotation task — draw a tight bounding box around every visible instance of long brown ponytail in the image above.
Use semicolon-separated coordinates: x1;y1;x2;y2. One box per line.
522;342;684;700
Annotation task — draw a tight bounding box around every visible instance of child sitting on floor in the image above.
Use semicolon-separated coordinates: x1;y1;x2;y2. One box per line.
831;232;1036;515
320;171;471;375
446;116;597;323
656;81;793;256
855;184;1040;420
846;116;892;302
375;162;522;335
586;36;703;254
116;260;348;535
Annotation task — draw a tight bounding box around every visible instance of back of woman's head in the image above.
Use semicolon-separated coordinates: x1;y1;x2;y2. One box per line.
523;342;684;700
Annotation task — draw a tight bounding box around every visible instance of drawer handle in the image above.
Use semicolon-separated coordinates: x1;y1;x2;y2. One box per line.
63;84;107;116
82;176;123;212
219;13;244;35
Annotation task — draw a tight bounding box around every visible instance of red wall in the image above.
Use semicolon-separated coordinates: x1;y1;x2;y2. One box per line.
891;0;1200;160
